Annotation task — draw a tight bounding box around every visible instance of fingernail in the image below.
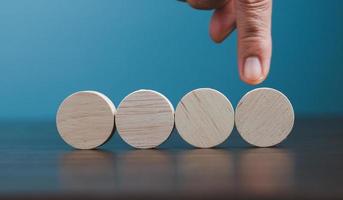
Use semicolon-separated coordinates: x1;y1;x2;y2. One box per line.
243;57;263;81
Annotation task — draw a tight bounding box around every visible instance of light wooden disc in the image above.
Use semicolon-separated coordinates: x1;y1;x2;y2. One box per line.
56;91;116;150
235;88;295;147
116;90;175;149
175;88;234;148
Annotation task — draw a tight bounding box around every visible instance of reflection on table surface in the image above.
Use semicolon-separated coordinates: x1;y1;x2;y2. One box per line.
0;117;343;199
59;148;294;199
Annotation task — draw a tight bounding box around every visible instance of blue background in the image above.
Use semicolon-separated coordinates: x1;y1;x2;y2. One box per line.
0;0;342;120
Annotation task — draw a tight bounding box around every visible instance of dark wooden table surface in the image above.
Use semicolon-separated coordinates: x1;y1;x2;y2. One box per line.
0;117;342;200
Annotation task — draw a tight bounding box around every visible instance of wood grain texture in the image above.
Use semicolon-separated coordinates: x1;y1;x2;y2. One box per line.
56;91;116;150
116;89;174;149
235;88;295;147
175;88;234;148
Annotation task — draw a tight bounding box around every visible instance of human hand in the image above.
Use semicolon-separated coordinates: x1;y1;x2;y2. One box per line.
182;0;272;85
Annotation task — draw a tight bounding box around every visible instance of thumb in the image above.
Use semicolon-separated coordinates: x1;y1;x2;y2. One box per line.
236;0;272;85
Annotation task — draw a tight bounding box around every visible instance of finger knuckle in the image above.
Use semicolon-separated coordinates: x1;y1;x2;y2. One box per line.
237;0;271;19
239;18;270;39
237;0;272;39
237;0;271;11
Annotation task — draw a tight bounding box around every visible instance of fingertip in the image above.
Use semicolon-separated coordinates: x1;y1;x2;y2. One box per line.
209;27;226;43
239;56;270;85
209;19;234;43
209;1;236;43
240;75;266;85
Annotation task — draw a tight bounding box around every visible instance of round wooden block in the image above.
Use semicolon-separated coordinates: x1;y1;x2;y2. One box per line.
116;89;174;149
235;88;295;147
56;91;116;150
175;88;234;148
